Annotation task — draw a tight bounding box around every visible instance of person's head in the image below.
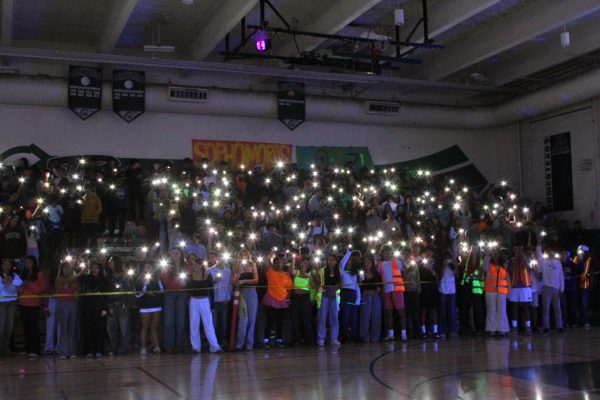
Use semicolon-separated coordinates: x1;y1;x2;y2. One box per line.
381;245;393;260
411;244;421;257
90;262;102;277
1;258;12;275
299;258;310;273
24;256;38;273
326;254;339;268
513;246;523;258
107;256;122;273
272;254;285;271
186;252;198;265
364;254;375;270
170;247;185;264
60;262;74;277
9;215;18;228
350;250;362;267
237;249;250;261
208;252;218;266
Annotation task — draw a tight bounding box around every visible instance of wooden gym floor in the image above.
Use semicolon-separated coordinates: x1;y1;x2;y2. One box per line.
2;328;600;399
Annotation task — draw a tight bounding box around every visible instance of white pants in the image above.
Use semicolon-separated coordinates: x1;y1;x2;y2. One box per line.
189;297;221;353
485;292;509;333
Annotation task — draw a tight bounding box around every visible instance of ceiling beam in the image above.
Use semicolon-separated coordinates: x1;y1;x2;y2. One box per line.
421;0;600;81
276;0;382;57
482;20;600;86
2;0;14;47
0;45;504;94
98;0;138;53
398;0;503;56
189;0;259;60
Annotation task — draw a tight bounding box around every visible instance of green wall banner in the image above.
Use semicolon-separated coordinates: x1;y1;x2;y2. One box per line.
296;146;374;170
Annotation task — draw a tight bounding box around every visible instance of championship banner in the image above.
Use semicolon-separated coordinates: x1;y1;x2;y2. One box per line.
278;81;305;131
68;65;102;120
192;140;292;169
113;70;145;123
296;146;373;170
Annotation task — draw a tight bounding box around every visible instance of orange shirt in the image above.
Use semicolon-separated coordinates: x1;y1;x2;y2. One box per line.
18;272;49;307
266;267;293;301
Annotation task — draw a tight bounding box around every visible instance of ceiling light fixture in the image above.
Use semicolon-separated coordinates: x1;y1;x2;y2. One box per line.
561;25;570;48
255;28;271;52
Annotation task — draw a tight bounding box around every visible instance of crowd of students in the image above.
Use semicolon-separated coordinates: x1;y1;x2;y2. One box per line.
0;155;594;359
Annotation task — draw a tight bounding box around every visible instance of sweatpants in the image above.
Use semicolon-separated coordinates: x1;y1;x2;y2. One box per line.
236;288;258;349
107;306;130;354
439;293;457;336
56;300;78;357
290;292;314;345
162;291;187;350
44;297;58;353
317;295;339;343
404;291;421;337
542;286;563;330
82;309;106;355
189;297;221;353
339;289;359;341
359;292;381;342
19;305;41;354
0;301;16;354
485;292;509;333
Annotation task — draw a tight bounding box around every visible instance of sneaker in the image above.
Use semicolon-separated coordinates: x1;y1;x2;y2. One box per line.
433;333;441;339
94;352;103;358
524;329;533;336
383;335;395;341
152;347;161;354
107;352;114;357
59;355;67;360
70;355;77;359
510;328;518;336
140;348;147;355
401;332;408;342
317;341;325;346
212;349;224;354
27;353;38;358
558;328;565;333
421;333;427;339
331;340;341;346
584;324;591;329
85;353;93;359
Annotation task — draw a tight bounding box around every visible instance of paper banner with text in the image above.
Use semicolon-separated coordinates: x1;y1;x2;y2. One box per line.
296;146;374;170
192;140;292;169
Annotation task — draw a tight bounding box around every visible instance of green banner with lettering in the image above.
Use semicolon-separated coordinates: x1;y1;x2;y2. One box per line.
296;146;374;170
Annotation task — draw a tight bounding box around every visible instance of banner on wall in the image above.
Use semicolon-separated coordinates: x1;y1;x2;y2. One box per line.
278;81;305;131
68;66;102;120
113;70;145;123
296;146;374;170
192;139;292;169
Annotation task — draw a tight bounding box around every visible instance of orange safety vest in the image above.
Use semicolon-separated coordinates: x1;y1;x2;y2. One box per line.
574;256;592;289
484;263;509;295
511;258;531;287
378;259;405;292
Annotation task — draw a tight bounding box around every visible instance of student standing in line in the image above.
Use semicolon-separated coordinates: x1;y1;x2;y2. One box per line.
316;254;341;346
262;254;293;348
438;250;457;338
186;256;222;353
289;254;316;346
233;250;259;351
55;262;84;359
359;254;382;343
161;247;187;352
79;262;109;358
18;256;48;357
137;261;164;355
378;245;407;341
537;245;564;333
483;248;511;337
339;248;361;343
207;252;233;348
0;258;23;356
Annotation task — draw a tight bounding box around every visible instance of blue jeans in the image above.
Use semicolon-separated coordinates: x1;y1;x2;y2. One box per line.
162;292;186;350
579;289;590;325
340;289;359;340
359;292;381;342
317;295;339;343
439;293;457;335
236;288;258;349
212;301;230;345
